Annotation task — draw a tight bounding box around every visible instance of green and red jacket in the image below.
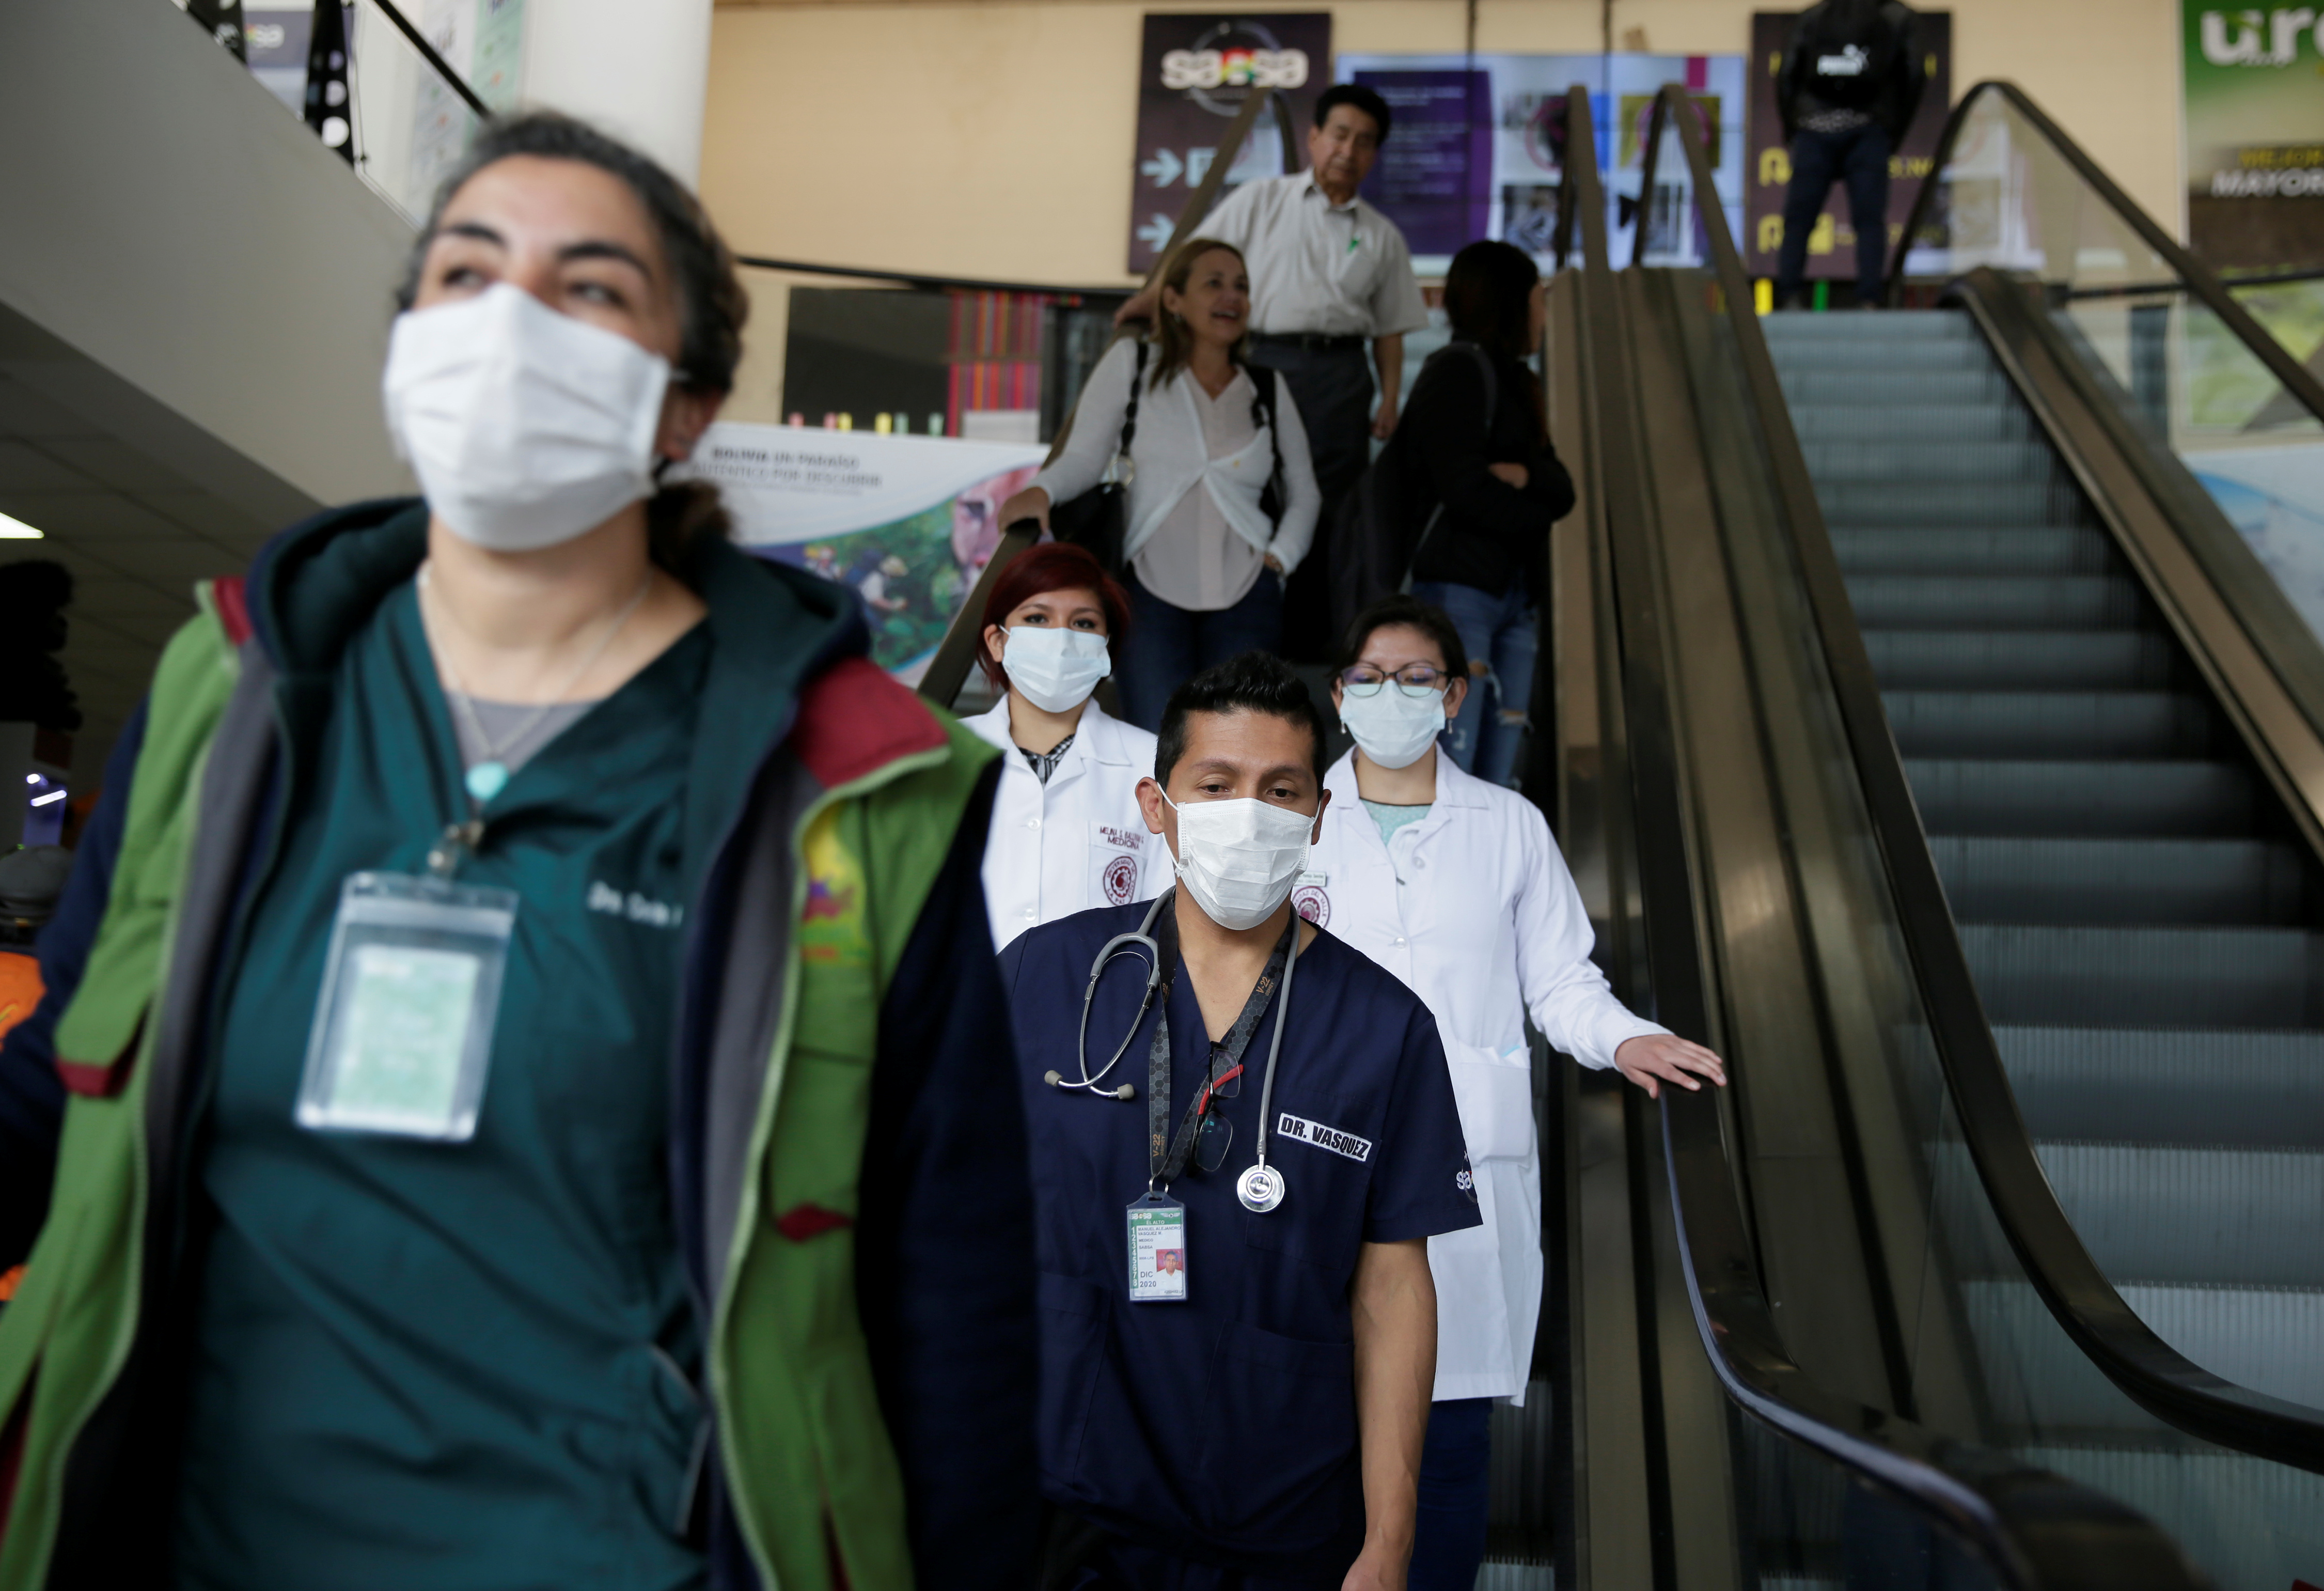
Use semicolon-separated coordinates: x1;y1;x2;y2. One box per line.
0;500;1038;1590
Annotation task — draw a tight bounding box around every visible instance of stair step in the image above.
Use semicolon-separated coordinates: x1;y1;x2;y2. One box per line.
1959;923;2324;1027
1818;478;2063;528
2036;1142;2324;1287
1775;367;2008;408
1883;691;2217;758
1999;1026;2324;1149
1932;836;2305;925
1848;575;2145;630
1802;439;2052;483
1788;401;2030;445
1904;759;2256;837
1833;526;2115;576
1867;630;2175;690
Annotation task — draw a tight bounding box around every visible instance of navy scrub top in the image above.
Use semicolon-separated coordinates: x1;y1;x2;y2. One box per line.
999;900;1481;1581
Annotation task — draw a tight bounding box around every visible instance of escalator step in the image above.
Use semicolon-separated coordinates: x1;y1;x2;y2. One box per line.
1904;759;2255;836
2016;1442;2324;1591
1884;691;2216;758
1847;574;2145;629
1817;478;2061;528
1762;310;1976;341
1930;836;2305;925
1775;367;2005;409
1789;400;2029;446
2113;1281;2324;1410
2035;1141;2324;1288
1802;440;2052;482
1768;336;1990;372
1959;923;2324;1027
1867;630;2174;690
1999;1025;2324;1148
1833;526;2115;576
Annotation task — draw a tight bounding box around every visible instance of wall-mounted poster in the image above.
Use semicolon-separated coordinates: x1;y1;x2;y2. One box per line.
680;424;1048;683
1334;53;1748;277
2184;3;2324;272
1742;11;1951;283
1128;13;1334;275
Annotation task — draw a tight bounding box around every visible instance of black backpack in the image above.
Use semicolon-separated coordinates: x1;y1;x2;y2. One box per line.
1326;342;1495;645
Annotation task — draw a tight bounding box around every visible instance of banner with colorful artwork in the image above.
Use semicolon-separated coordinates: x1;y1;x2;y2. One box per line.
1741;11;1950;283
680;424;1048;683
2184;2;2324;272
1333;53;1748;277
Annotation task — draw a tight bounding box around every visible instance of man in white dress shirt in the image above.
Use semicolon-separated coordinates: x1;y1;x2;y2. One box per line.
1120;83;1430;658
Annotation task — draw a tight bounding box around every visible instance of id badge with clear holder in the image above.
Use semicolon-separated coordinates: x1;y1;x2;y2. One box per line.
295;871;518;1142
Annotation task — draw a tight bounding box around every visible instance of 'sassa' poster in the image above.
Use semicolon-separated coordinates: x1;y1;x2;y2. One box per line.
1127;12;1334;275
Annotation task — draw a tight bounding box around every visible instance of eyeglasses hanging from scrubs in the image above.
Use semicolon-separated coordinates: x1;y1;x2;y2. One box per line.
382;282;673;553
1338;667;1448;771
1003;625;1113;714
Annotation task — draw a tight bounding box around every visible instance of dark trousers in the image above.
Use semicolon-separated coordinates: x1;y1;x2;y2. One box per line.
1249;339;1375;662
1119;571;1285;731
1776;123;1893;307
1408;1397;1495;1591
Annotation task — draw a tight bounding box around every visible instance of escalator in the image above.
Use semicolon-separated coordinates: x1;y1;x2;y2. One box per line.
1548;77;2324;1589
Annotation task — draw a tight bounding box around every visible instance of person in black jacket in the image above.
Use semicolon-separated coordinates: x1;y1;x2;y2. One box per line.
1775;0;1927;308
1403;240;1574;788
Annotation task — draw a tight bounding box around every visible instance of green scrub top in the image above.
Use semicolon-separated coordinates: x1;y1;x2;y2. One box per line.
172;582;715;1591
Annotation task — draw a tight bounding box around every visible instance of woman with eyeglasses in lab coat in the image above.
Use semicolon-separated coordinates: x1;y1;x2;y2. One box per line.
964;541;1171;950
1296;595;1727;1591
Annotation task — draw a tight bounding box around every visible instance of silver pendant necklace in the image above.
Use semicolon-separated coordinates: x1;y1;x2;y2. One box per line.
416;564;654;803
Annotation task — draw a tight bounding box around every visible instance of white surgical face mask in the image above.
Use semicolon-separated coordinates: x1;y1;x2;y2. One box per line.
1004;626;1112;714
1340;685;1446;770
383;283;673;552
1164;791;1314;931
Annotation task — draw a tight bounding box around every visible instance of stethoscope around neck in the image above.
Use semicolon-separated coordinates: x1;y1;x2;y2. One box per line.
1043;887;1297;1213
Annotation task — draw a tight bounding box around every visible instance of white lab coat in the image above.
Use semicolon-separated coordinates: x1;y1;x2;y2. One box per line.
1302;747;1667;1402
967;698;1172;950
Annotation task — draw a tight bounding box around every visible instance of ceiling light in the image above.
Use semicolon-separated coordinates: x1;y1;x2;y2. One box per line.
30;789;67;806
0;511;43;539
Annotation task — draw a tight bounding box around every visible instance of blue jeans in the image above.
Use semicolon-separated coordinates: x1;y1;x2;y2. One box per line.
1776;123;1894;307
1410;581;1537;788
1408;1397;1494;1591
1120;572;1285;731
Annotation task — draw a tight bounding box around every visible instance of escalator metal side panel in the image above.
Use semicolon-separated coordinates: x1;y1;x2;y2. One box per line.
1957;269;2324;873
1544;269;1658;1591
1649;273;1994;1448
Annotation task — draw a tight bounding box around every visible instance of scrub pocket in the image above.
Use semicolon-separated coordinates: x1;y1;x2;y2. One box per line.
1192;1323;1358;1542
1240;1088;1368;1276
1446;1044;1536;1161
1035;1270;1109;1484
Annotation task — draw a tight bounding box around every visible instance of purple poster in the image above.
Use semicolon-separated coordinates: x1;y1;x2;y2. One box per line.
1353;69;1493;258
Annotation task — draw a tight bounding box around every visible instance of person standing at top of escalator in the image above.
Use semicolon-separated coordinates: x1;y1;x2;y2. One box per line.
1398;241;1572;790
1115;83;1431;662
1774;0;1927;309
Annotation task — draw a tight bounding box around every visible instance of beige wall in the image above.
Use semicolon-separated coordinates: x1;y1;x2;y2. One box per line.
701;0;2185;300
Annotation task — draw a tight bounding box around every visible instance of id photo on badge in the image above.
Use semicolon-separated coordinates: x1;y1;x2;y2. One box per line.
295;871;519;1142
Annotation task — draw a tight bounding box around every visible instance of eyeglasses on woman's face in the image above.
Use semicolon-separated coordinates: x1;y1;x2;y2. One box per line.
1338;663;1449;699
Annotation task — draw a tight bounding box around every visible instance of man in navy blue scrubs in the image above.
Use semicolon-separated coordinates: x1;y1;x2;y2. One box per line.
999;651;1481;1590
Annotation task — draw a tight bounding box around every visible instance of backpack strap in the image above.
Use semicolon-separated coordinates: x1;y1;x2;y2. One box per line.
1117;339;1148;466
1249;367;1285;503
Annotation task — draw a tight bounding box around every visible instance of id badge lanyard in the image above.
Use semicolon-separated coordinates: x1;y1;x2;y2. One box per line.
1126;913;1298;1301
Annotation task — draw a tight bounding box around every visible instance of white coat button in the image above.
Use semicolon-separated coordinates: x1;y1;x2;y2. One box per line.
1024;908;1038;919
1415;857;1427;868
1027;817;1042;830
1393;937;1406;946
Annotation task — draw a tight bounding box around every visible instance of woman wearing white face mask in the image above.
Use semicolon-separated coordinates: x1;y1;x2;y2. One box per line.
0;115;1042;1590
1304;597;1726;1591
964;542;1169;949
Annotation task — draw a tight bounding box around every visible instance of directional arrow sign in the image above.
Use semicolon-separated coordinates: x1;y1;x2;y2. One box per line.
1137;213;1177;253
1140;148;1183;188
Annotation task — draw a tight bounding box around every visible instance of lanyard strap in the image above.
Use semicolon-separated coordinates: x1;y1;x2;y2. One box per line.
1145;917;1294;1191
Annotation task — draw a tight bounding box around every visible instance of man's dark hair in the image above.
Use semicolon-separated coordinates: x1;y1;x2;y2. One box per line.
1315;83;1392;146
1156;651;1330;787
1335;596;1469;684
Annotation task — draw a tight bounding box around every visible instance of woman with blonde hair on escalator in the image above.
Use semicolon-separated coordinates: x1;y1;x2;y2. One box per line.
1000;238;1322;728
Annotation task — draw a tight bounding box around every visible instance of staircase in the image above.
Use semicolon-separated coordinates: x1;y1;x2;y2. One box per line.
1764;308;2324;1591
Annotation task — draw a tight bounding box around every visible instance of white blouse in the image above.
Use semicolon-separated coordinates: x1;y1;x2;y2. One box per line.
1031;339;1322;600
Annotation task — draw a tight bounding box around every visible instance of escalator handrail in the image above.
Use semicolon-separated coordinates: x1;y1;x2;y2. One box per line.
371;0;492;119
1636;79;2324;1475
1882;77;2324;431
1571;83;2209;1589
